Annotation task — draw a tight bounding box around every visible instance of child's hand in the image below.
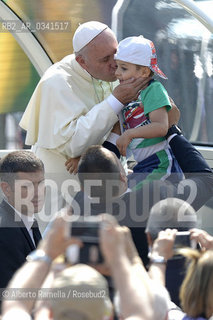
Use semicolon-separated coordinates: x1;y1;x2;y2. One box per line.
116;131;132;156
111;121;121;135
168;97;180;127
65;156;80;174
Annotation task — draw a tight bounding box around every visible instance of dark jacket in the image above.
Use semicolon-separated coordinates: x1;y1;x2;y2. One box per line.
0;200;36;289
73;135;213;267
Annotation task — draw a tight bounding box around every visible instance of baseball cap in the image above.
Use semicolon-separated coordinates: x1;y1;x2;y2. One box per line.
115;35;167;79
51;264;113;320
73;21;108;52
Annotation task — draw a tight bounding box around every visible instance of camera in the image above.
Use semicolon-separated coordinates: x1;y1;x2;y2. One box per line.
67;216;103;265
174;231;196;249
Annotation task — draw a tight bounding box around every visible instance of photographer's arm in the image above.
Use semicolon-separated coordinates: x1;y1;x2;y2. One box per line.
148;229;177;287
2;212;81;319
100;220;162;320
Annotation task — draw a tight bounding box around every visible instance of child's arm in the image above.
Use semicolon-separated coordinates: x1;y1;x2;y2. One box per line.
116;106;168;156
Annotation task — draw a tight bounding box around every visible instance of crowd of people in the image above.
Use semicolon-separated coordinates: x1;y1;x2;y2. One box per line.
0;20;213;319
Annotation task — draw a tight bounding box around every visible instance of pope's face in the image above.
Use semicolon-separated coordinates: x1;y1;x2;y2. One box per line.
78;29;118;82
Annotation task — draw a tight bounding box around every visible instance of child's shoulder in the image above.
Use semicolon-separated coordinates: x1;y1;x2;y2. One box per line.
149;79;164;88
141;79;166;96
147;79;168;94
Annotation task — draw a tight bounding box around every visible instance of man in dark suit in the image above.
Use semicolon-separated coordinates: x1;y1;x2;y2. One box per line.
73;129;213;267
0;151;45;290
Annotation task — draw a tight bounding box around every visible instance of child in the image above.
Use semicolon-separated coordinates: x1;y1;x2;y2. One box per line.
114;35;183;186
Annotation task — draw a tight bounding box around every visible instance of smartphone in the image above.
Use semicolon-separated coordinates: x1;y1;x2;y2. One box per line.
174;231;196;249
68;216;103;264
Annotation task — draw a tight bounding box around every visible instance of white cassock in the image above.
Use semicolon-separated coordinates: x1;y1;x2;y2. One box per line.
20;54;119;219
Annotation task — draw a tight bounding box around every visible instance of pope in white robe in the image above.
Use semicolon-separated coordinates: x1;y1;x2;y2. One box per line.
20;54;118;176
19;53;120;216
19;21;123;219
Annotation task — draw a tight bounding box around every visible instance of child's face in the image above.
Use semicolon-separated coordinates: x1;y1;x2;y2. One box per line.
115;60;149;82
